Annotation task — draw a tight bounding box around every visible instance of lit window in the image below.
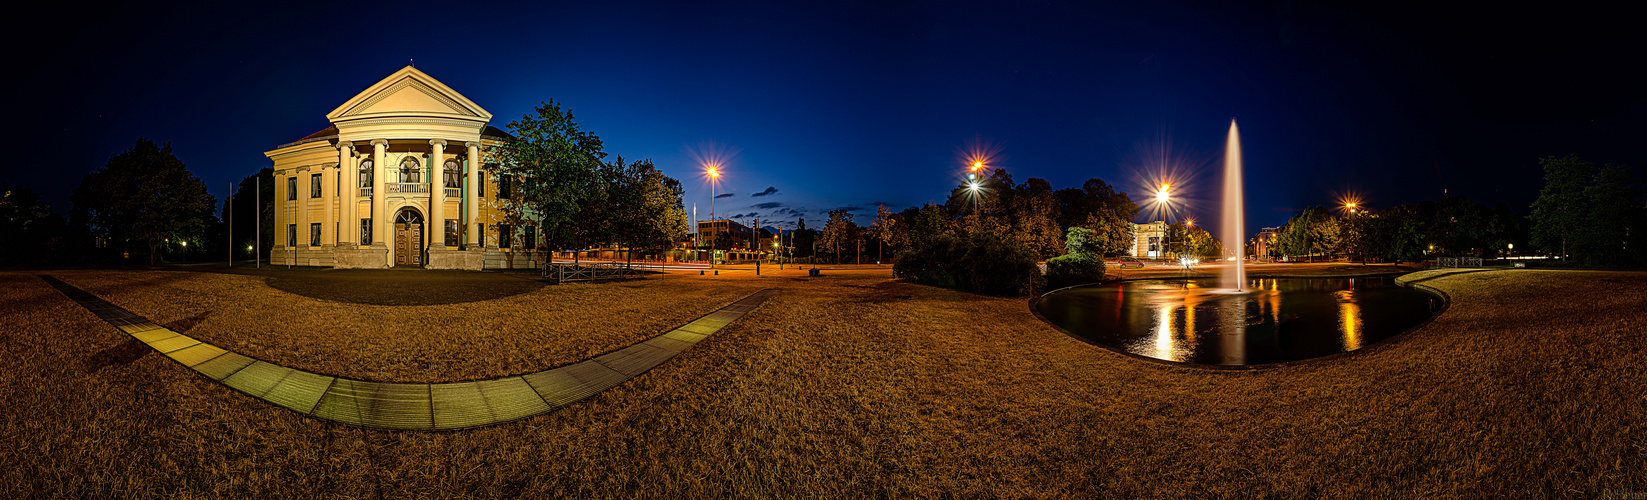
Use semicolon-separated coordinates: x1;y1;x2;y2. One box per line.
359;160;374;188
311;173;322;198
287;177;297;201
444;160;460;186
400;157;421;183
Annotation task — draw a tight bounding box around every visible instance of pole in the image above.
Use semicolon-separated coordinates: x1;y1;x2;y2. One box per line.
228;182;233;268
256;178;261;268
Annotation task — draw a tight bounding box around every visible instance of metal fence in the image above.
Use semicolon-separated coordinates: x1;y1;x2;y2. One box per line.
549;262;645;283
1432;256;1483;268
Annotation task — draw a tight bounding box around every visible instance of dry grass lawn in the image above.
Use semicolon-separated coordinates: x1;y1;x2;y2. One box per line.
1;267;1643;498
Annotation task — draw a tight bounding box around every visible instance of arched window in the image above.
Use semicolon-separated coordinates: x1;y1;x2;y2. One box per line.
400;157;421;183
358;159;373;188
443;160;460;186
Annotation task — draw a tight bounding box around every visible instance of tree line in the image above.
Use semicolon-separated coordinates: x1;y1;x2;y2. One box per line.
1262;155;1642;267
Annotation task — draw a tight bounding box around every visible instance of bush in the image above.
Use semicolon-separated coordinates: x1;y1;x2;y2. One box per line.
1045;253;1105;290
894;229;1044;296
1043;226;1107;290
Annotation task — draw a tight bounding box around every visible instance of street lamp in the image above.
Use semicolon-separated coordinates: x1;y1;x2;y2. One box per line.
1345;202;1358;214
707;166;720;219
1156;183;1170;204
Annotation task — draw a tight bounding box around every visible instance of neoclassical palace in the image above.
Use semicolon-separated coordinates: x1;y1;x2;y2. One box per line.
268;66;540;269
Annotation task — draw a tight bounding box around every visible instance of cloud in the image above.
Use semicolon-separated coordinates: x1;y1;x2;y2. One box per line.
751;186;779;197
864;201;898;208
829;205;865;213
752;202;784;209
714;193;735;199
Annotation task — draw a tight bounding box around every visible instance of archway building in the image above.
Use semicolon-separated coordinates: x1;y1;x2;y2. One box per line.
266;66;539;269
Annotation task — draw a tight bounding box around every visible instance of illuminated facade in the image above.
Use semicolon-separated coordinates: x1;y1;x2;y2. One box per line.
266;66;540;269
1129;221;1169;259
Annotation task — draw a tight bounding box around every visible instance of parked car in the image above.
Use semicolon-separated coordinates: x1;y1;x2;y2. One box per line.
1115;256;1144;268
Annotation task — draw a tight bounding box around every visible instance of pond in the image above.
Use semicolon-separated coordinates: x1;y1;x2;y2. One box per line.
1034;277;1442;366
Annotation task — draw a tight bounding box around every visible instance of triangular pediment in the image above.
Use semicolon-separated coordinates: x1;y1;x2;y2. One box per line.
326;66;493;123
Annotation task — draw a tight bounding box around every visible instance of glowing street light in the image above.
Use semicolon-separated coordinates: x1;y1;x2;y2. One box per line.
706;165;721;219
1156;183;1170;204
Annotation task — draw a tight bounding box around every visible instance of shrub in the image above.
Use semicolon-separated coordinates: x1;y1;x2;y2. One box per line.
1044;226;1107;290
1045;253;1104;290
894;229;1044;296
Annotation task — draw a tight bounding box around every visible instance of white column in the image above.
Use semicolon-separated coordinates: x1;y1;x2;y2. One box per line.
323;164;336;247
429;139;446;250
372;139;389;266
338;142;355;246
466;141;481;249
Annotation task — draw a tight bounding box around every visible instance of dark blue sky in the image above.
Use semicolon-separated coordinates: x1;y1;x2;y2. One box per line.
6;1;1640;239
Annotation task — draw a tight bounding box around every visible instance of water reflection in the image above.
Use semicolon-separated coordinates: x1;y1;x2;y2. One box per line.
1038;276;1438;365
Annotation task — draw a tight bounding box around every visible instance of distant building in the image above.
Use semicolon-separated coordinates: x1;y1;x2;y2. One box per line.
1129;221;1170;259
698;219;754;250
1253;227;1279;259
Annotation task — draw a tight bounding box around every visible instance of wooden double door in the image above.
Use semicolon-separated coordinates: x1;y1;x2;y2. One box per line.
394;210;423;267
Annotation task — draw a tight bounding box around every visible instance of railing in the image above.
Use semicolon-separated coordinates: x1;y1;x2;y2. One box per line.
550;262;644;283
1433;256;1483;268
445;187;461;198
387;182;429;194
359;187;372;197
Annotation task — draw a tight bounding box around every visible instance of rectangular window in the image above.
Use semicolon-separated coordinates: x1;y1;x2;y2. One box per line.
477;171;485;197
445;219;459;247
360;164;372;188
310;223;322;246
478;223;486;247
287;177;297;201
525;225;537;250
498;175;511;199
499;224;513;248
311;173;322;198
287;224;296;247
360;218;373;245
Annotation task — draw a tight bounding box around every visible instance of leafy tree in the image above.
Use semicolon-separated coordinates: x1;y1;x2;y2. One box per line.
1529;155;1644;265
1055;178;1138;256
223;168;275;262
820;208;857;264
1045;226;1106;289
1428;196;1488;256
1530;155;1593;259
617;158;687;265
0;183;70;266
870;203;897;264
1011;177;1063;259
488;100;606;266
71;138;216;266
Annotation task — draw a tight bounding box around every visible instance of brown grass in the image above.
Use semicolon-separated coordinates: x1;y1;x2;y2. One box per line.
1;267;1643;498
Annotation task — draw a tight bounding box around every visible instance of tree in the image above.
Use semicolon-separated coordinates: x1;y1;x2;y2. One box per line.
1045;226;1106;289
71;138;216;266
1530;155;1644;265
820;208;857;264
1011;177;1063;259
870;203;896;264
0;183;70;266
1530;155;1593;259
488;100;606;267
223;168;275;262
616;158;687;265
1057;178;1138;256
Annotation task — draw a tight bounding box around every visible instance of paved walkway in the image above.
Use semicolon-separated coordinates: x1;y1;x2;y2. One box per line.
39;275;777;431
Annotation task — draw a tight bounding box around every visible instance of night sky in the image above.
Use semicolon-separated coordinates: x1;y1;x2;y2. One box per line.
5;1;1640;239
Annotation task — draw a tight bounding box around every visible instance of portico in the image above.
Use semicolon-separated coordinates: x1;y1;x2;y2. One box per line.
266;66;535;269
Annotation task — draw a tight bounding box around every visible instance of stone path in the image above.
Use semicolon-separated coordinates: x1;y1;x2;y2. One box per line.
39;275;777;431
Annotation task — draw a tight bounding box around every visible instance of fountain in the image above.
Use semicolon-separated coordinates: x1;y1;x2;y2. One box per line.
1221;120;1246;291
1031;119;1443;366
